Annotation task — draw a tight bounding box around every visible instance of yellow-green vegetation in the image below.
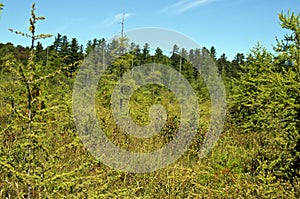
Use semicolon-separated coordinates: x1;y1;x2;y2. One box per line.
0;3;299;198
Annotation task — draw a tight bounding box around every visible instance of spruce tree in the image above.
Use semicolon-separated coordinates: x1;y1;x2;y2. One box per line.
230;11;300;181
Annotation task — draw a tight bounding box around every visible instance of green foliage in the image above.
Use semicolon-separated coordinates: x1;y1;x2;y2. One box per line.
0;4;126;198
230;11;300;181
1;2;299;198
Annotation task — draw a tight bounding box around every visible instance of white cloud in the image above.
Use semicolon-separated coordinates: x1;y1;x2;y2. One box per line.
161;0;190;13
162;0;216;13
114;13;131;22
103;12;133;26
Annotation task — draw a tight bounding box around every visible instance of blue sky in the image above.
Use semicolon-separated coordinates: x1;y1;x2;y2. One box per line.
0;0;299;60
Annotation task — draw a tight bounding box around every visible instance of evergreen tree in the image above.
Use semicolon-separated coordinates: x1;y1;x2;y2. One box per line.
141;43;150;64
154;47;163;63
209;46;217;61
229;53;244;78
85;39;93;55
67;38;81;76
216;53;229;74
52;33;62;52
60;35;69;56
230;11;300;181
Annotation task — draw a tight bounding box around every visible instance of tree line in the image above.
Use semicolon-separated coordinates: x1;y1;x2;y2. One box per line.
0;34;244;80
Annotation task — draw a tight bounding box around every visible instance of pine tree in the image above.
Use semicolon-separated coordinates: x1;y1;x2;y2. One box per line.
141;43;150;64
52;33;62;52
209;46;217;61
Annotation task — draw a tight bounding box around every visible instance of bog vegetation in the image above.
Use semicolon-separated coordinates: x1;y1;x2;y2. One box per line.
0;3;299;198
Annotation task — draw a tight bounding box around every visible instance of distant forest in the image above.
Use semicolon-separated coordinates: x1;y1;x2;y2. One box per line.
0;3;299;198
0;33;244;78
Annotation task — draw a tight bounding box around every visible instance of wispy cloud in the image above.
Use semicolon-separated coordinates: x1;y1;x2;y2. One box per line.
162;0;216;13
103;12;133;26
